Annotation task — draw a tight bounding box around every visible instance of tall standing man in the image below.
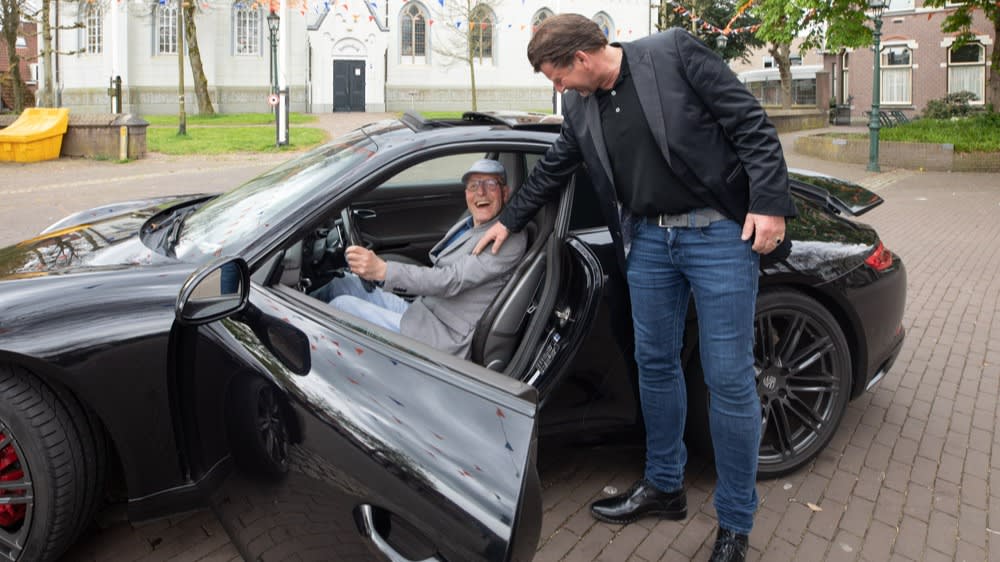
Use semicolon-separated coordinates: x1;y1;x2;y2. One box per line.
474;14;796;562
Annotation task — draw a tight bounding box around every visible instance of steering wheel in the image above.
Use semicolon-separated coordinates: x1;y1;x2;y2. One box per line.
340;207;378;293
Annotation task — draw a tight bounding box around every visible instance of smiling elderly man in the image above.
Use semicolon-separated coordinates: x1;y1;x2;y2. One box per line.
311;159;528;359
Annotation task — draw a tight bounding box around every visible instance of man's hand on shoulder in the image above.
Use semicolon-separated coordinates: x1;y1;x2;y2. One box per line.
346;245;388;281
472;222;511;255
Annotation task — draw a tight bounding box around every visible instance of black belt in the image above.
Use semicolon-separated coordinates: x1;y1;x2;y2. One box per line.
646;208;727;228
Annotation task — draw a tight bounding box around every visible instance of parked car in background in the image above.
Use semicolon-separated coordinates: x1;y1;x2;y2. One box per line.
0;112;905;561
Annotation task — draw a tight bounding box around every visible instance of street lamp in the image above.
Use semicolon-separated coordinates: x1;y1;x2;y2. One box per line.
867;0;887;172
716;33;728;52
266;11;280;95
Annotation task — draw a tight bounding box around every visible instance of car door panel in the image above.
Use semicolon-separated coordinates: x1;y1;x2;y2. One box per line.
356;187;467;258
211;285;541;561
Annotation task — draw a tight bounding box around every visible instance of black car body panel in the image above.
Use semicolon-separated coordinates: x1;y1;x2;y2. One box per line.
0;112;906;561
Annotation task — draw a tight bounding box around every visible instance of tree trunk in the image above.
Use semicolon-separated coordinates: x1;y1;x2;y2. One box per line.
37;0;53;107
467;0;476;111
184;4;214;115
1;0;27;113
990;18;1000;108
770;42;793;109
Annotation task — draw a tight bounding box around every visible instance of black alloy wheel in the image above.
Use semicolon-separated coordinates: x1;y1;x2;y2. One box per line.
754;290;851;479
228;377;290;478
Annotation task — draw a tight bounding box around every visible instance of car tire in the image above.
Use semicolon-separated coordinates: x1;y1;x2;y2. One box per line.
0;364;104;561
685;289;852;480
227;377;291;479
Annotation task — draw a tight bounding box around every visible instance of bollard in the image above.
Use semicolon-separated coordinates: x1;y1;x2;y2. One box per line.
119;125;128;160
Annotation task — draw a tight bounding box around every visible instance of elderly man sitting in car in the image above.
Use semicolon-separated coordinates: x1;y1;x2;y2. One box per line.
311;159;528;359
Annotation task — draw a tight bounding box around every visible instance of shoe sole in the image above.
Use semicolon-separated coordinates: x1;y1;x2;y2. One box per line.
591;508;688;525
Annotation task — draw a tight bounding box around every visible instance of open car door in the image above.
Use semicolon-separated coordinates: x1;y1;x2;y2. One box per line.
194;279;543;562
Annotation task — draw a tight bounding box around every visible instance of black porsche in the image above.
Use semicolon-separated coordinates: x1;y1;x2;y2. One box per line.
0;112;905;561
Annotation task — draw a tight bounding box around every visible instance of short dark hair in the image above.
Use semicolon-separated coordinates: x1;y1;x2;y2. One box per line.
527;13;608;72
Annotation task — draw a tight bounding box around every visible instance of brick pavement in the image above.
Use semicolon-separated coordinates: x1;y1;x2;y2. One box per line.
5;117;995;561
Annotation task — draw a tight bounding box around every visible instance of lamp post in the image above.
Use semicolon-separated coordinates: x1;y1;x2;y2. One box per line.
266;11;279;96
867;0;887;172
266;11;280;147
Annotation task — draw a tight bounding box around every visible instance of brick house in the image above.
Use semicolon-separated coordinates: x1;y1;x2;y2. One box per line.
0;20;38;110
729;1;994;123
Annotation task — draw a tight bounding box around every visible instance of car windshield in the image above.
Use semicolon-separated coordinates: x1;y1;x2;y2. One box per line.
173;122;400;260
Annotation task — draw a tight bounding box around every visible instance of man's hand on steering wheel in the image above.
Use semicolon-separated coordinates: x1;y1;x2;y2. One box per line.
345;245;387;282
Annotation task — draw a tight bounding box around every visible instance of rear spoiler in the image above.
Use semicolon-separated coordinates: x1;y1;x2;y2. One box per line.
788;170;884;217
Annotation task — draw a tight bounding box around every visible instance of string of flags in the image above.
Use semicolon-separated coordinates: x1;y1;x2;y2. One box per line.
662;0;760;36
221;0;771;39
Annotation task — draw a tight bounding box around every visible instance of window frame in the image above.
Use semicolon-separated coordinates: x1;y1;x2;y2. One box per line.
946;42;986;104
84;4;103;55
530;8;553;35
399;1;428;65
592;12;614;41
469;4;495;64
155;3;180;56
879;44;912;106
232;3;262;56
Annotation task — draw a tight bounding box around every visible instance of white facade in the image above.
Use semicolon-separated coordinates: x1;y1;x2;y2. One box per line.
47;0;653;114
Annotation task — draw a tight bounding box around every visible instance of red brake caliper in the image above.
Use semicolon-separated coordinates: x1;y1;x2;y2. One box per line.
0;433;26;527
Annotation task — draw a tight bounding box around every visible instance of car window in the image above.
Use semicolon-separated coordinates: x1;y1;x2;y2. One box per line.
568;170;606;231
173;123;404;261
381;153;481;188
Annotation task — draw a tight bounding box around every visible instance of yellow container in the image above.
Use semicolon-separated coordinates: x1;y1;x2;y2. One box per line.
0;108;70;163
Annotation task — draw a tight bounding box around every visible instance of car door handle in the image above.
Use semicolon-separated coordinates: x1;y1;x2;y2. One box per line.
358;504;440;562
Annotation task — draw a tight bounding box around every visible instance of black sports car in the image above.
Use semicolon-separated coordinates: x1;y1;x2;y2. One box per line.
0;112;905;561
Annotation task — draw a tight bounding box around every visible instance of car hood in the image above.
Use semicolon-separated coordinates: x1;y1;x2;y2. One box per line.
0;195;208;280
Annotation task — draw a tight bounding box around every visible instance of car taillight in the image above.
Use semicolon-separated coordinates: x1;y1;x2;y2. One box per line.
865;241;893;271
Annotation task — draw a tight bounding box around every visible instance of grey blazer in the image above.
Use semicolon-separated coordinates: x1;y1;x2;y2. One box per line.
382;216;528;359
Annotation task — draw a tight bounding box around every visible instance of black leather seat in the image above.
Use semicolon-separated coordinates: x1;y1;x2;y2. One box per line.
470;202;556;371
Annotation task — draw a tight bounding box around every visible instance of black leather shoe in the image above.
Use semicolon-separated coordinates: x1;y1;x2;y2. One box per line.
590;479;686;524
709;528;748;562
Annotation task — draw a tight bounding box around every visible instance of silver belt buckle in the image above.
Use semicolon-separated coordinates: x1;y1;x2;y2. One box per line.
657;213;687;228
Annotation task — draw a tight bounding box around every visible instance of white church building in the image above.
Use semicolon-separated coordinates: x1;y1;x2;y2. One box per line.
51;0;653;114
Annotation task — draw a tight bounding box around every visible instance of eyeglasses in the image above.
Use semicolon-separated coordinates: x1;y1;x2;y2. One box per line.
465;178;503;192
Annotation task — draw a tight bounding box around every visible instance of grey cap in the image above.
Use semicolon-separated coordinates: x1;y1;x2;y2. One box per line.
461;159;507;185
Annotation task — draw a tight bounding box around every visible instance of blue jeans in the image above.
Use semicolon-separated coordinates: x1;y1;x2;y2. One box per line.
626;219;760;535
310;275;410;333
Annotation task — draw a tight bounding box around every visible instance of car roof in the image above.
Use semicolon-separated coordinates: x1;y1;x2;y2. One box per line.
400;110;565;133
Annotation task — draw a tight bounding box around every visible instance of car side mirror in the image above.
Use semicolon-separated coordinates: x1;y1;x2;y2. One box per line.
176;257;250;325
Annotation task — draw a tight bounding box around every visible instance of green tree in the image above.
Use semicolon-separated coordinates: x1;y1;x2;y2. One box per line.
656;0;764;63
921;0;999;107
752;0;872;108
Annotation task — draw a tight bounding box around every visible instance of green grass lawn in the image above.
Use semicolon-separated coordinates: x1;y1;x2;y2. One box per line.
880;113;1000;152
144;112;317;126
145;112;327;154
147;125;328;155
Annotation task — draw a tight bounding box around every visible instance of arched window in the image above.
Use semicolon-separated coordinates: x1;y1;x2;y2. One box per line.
880;45;911;105
233;2;261;56
85;4;103;54
155;3;179;55
948;42;986;103
531;8;553;35
400;2;428;64
470;4;495;63
592;12;613;40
